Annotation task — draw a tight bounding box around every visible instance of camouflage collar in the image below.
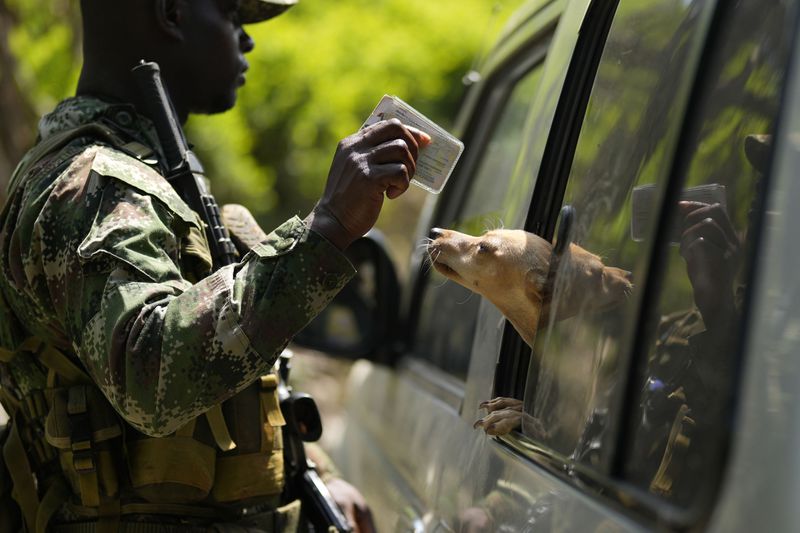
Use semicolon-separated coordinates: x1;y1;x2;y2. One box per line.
39;96;164;160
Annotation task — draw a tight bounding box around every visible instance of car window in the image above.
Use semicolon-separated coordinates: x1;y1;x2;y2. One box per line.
413;61;546;380
622;0;797;509
520;0;714;466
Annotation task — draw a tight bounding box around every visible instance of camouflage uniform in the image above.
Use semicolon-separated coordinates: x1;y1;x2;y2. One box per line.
0;95;354;529
627;306;735;505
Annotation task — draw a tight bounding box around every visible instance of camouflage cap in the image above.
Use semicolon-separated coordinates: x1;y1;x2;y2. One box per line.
239;0;298;23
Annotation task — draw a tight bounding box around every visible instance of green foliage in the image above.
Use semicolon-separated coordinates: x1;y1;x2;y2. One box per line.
5;0;523;239
189;0;524;228
6;0;81;112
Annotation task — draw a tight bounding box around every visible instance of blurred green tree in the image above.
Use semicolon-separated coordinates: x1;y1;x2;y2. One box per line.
0;0;523;260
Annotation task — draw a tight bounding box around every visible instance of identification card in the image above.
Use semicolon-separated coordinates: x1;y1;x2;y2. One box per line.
363;95;464;194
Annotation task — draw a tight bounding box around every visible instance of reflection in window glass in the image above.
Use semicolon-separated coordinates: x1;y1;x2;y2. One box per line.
521;0;711;464
623;0;796;508
414;65;544;379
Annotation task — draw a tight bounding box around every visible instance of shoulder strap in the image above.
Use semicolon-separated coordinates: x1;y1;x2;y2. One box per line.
7;123;124;197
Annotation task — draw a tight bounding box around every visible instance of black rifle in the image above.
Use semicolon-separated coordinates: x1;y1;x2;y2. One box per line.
131;60;238;270
279;352;353;533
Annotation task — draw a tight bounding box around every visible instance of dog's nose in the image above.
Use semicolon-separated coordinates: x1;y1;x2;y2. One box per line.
624;270;633;282
430;227;444;239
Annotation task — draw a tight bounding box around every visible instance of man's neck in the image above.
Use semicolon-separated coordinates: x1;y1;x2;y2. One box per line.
77;63;189;125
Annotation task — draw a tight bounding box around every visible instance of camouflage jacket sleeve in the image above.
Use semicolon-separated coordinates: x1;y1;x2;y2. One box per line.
9;146;355;437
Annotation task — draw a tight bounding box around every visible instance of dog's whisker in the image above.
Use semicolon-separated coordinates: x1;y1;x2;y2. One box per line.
421;249;442;275
456;290;475;305
432;277;449;288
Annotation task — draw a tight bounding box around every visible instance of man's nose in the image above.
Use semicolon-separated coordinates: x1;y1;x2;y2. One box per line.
240;27;255;53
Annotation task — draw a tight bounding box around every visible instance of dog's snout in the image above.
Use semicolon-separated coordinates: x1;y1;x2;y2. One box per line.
430;227;444;239
623;270;633;282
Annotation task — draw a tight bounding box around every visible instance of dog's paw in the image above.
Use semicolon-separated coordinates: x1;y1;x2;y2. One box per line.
479;397;523;413
473;407;523;436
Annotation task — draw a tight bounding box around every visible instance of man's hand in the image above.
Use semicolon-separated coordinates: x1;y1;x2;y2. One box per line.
309;119;431;250
678;201;742;330
325;477;376;533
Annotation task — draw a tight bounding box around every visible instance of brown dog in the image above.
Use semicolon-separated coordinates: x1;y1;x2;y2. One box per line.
427;228;632;347
426;227;633;436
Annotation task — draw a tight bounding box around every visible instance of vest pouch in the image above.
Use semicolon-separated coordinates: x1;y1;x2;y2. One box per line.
44;385;122;507
212;374;286;503
126;417;216;504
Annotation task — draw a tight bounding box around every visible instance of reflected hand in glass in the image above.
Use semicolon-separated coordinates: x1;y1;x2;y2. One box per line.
677;200;742;331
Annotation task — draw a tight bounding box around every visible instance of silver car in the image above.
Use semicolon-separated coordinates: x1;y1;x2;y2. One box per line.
297;0;800;530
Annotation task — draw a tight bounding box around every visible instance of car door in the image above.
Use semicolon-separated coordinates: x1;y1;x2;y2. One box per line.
483;0;798;530
324;0;798;530
327;2;570;531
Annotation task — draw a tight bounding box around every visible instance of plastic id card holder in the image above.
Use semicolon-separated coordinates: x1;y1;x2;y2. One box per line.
363;95;465;194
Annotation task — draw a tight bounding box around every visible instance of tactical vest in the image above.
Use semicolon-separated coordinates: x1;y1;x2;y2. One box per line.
0;124;289;532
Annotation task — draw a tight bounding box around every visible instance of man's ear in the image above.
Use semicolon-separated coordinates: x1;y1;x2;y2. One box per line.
154;0;184;40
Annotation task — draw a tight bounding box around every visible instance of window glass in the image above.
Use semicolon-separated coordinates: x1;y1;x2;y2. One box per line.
520;0;712;465
414;64;544;379
623;0;796;508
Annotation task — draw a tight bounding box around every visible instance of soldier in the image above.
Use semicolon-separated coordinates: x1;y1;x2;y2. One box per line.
0;0;428;531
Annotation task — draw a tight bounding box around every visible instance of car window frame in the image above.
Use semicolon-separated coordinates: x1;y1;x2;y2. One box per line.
492;0;621;405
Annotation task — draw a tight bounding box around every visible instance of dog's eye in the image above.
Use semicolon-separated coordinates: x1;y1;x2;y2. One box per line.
478;243;493;254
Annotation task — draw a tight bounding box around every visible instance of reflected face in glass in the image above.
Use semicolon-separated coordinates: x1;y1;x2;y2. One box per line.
550;243;634;322
427;227;633;347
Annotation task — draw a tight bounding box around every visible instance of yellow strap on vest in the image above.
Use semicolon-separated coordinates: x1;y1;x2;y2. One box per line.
127;437;215;500
0;387;20;417
2;422;38;530
68;386;101;508
205;404;237;451
36;478;70;533
17;337;90;384
212;450;284;503
39;345;90;384
175;417;197;438
260;375;286;434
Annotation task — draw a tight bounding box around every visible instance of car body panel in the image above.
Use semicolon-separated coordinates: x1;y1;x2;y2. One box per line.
324;0;800;531
709;31;800;532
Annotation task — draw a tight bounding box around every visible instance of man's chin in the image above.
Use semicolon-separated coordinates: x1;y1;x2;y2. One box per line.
193;92;238;115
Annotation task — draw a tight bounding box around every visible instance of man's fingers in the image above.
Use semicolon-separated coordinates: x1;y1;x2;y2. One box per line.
373;163;411;198
680;202;739;245
360;118;429;160
370;138;417;177
405;124;433;147
680;218;729;252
